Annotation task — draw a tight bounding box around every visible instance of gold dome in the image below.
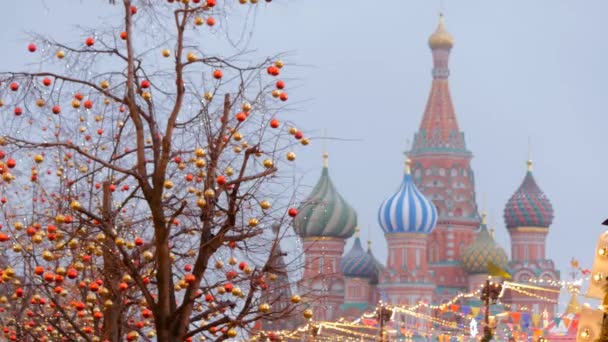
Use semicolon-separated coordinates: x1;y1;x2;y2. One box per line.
428;14;454;50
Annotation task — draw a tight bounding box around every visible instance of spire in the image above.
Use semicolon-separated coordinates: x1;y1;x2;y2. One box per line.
355;227;360;238
405;158;412;175
323;152;329;168
527;159;533;172
411;14;466;154
367;239;372;251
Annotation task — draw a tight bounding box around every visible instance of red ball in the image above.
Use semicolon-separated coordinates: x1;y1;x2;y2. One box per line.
141;80;150;88
85;37;95;47
270;118;280;128
74;92;84;100
14;107;22;116
206;17;216;26
130;5;137;14
288;207;298;217
52;106;61;115
235;112;247;122
120;31;127;40
279;92;288;101
294;131;303;140
276;80;285;89
28;43;37;52
267;66;280;76
42;78;52;86
216;175;226;186
84;100;93;109
207;0;216;6
213;70;223;79
10;82;19;91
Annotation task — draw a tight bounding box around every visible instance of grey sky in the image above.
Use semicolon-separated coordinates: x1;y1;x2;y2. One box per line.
2;1;606;311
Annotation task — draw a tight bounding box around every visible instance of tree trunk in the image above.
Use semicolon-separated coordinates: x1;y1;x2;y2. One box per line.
101;182;124;341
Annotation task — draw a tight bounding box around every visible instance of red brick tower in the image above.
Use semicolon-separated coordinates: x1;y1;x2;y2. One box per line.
408;14;481;299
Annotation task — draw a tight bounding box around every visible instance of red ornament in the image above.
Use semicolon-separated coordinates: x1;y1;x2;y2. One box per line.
85;37;95;47
14;107;22;116
207;0;216;6
228;241;237;249
294;131;303;140
276;80;285;89
10;82;19;91
185;174;194;181
134;237;144;246
6;159;16;169
279;92;288;101
213;70;223;79
205;294;214;302
141;80;150;88
267;66;280;76
74;92;84;101
270;119;280;128
97;129;104;135
42;78;52;86
236;112;247;122
288;207;298;217
184;264;192;272
206;17;216;26
120;31;128;40
130;5;137;14
28;43;36;52
216;175;226;185
238;261;247;270
84;100;93;109
67;268;78;279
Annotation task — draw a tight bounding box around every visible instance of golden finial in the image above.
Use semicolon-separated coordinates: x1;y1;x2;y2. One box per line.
405;158;412;175
481;212;487;225
527;159;533;172
428;13;454;49
367;240;372;250
490;225;495;238
323;152;329;168
355;227;360;238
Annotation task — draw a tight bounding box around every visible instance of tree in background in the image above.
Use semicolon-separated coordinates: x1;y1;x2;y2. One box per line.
0;0;307;341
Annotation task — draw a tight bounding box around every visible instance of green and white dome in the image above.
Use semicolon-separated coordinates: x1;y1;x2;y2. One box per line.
294;153;357;239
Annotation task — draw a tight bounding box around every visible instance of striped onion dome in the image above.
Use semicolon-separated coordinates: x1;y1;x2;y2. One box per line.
460;215;509;274
294;153;357;239
340;231;378;279
503;160;554;229
377;159;438;234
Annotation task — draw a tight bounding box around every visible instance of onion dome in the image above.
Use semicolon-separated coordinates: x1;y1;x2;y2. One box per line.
294;153;357;239
340;229;377;279
461;214;509;275
503;160;554;229
428;14;454;50
378;159;438;234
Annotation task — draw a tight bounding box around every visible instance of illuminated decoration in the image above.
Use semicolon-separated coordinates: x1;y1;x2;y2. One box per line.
470;318;478;337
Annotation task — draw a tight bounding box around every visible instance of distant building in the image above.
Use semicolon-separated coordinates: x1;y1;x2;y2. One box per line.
294;14;560;331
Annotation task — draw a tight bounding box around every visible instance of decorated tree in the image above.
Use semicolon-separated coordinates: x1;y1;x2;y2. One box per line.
0;1;307;341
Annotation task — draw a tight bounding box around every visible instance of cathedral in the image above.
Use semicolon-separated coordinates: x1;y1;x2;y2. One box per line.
293;15;561;325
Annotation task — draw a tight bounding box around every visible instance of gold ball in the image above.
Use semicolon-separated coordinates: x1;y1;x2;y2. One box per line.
248;218;259;227
301;138;310;146
56;50;66;59
286;152;296;161
194;148;206;157
142;92;152;100
204;189;215;198
36;99;45;107
290;295;301;304
72;100;81;109
194;16;204;26
263;159;274;168
271;89;281;98
187;52;197;62
203;92;213;101
162;49;171;58
288;127;298;135
260;200;271;210
275;60;284;68
242;102;252;112
100;80;110;89
34;154;44;163
70;201;81;210
303;309;313;319
259;303;271;313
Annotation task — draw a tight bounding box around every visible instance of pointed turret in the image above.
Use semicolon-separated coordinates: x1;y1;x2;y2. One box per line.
412;14;466;154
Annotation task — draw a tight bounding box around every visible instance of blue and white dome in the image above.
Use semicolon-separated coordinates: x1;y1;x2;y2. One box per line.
377;160;438;234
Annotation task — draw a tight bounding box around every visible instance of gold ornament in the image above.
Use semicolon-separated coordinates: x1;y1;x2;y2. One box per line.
204;92;213;101
142;92;152;100
100;80;110;89
36;99;45;107
196;198;207;208
288;127;298;135
248;218;259;227
72;100;81;108
204;189;215;198
194;148;206;157
286;152;296;161
225;166;234;176
242;102;252;112
301;138;310;146
195;159;207;168
290;295;301;304
275;60;284;68
162;49;171;58
214;260;224;269
33;154;44;163
303;309;313;319
187;52;197;62
194;16;204;25
263;159;274;168
163;180;174;189
228;256;237;265
259;303;271;313
260;200;271;210
271;89;281;98
70;201;81;210
56;50;66;59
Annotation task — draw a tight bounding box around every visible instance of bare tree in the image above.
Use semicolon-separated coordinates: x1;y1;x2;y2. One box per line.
0;1;306;341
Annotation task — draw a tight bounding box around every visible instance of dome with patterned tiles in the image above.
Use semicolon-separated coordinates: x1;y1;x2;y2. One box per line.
460;214;509;275
378;159;438;234
503;160;554;229
340;230;379;279
294;153;357;239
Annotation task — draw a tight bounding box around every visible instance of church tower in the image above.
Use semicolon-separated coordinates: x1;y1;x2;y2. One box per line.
408;15;481;297
294;153;358;321
501;160;560;316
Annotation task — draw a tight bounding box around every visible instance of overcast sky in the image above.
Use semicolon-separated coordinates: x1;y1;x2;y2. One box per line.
2;1;606;311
